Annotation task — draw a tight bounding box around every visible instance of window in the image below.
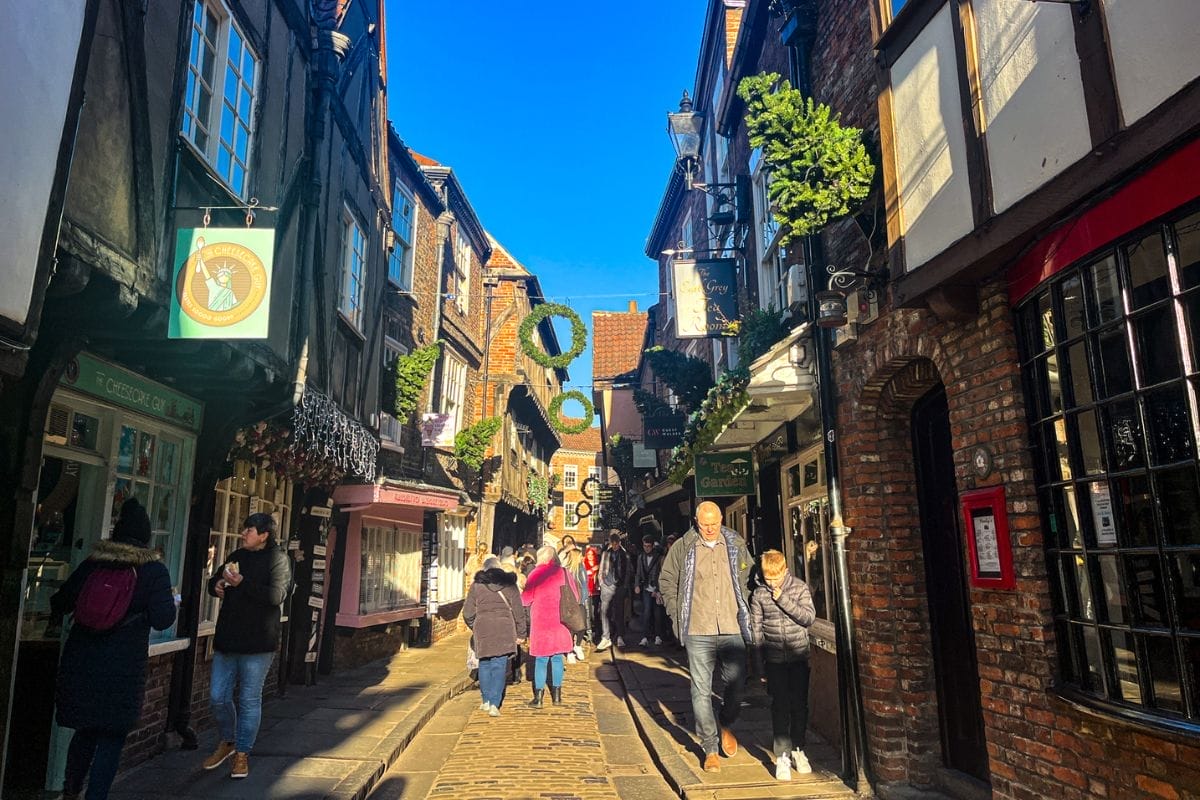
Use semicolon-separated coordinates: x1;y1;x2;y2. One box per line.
360;524;422;614
564;502;579;529
752;154;791;312
589;511;602;531
587;466;600;486
381;328;408;446
783;447;831;622
331;332;361;415
563;465;578;490
438;514;467;604
1017;207;1200;724
182;0;258;197
454;228;471;313
339;208;367;329
203;460;294;628
440;352;468;435
390;183;417;290
882;0;908;25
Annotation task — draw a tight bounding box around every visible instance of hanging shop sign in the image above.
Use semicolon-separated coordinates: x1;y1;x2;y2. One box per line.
643;410;687;450
420;412;454;447
672;258;739;338
63;352;203;433
695;451;755;497
169;227;274;339
632;442;657;468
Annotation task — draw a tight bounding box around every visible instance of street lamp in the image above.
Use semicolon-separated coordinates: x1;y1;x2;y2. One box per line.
666;90;703;189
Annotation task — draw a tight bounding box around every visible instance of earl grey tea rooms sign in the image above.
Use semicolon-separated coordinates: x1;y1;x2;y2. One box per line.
672;258;739;338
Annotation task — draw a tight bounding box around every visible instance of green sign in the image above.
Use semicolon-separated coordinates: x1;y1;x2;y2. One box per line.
63;353;203;433
169;227;274;339
695;451;755;497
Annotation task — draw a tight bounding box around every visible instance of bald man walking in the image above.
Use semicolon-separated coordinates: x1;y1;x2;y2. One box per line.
658;501;753;773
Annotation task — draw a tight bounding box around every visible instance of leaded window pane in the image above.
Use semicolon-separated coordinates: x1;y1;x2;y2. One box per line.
1127;231;1170;309
1089;255;1122;326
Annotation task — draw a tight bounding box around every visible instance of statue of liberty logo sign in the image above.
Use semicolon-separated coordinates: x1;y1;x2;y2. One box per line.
169;227;274;339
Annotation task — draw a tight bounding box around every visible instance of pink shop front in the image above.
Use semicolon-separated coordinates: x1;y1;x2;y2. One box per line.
319;481;471;671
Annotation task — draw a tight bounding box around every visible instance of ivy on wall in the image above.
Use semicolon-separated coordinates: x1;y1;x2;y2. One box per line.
454;417;502;471
386;341;441;421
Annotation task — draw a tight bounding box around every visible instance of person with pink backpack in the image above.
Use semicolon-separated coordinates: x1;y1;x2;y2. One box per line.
50;498;177;799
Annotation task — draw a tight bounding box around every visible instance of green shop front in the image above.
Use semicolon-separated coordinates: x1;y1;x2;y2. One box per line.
6;353;201;797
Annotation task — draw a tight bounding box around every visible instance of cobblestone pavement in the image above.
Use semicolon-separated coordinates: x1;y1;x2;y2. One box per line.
370;649;677;800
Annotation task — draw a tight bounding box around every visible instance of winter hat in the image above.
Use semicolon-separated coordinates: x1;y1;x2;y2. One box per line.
500;546;514;558
112;498;152;547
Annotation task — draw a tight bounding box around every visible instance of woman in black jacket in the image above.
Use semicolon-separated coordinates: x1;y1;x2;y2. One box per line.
463;558;526;716
202;512;292;780
51;498;177;800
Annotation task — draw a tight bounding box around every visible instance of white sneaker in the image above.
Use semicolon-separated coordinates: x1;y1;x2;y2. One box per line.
775;753;792;781
638;637;650;647
792;749;811;774
616;636;626;648
573;645;586;660
488;705;501;717
479;700;490;711
654;636;663;645
596;638;612;651
567;652;577;664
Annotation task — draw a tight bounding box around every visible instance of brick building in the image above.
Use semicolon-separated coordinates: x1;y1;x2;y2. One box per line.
549;425;605;546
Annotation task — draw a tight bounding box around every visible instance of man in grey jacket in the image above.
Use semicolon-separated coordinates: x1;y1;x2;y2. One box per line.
658;501;753;773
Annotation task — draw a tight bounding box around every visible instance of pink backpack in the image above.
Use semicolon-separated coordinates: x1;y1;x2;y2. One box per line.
74;566;138;632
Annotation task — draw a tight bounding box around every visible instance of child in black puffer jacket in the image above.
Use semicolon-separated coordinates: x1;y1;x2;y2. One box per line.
749;549;816;782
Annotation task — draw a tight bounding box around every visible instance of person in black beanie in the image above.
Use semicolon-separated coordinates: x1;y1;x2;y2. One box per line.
202;512;292;780
50;498;177;800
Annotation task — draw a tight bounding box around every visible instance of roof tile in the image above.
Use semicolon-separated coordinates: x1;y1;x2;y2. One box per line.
592;307;649;380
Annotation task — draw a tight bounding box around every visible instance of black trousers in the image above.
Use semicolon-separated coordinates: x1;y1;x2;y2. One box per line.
765;660;811;758
64;727;129;799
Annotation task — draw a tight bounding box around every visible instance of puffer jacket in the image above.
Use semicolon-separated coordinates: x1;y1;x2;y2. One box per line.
463;568;527;659
749;573;816;667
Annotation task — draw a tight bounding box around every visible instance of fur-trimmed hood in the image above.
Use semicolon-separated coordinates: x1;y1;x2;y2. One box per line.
88;539;162;567
473;567;517;591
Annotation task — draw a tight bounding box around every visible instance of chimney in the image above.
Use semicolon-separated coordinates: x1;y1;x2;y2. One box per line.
628;300;638;313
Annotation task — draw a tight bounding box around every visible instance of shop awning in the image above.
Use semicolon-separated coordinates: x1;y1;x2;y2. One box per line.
711;323;817;451
333;480;468;514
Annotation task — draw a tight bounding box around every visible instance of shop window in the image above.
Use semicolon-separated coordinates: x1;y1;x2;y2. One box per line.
360;524;422;614
1018;205;1200;725
201;460;294;630
783;447;831;622
181;0;258;197
438;514;467;604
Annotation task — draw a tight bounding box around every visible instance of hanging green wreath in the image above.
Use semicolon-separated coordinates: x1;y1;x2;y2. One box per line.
548;390;594;435
519;303;587;370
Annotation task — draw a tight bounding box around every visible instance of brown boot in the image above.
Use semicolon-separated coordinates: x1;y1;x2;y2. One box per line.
230;751;249;779
202;741;236;770
703;753;721;772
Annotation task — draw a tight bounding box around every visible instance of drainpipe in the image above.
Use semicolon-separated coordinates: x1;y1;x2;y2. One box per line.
780;1;873;793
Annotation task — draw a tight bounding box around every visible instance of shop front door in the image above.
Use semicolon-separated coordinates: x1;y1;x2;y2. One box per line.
912;385;990;784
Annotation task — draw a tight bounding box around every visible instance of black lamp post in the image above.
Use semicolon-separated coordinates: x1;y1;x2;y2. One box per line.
666;90;703;189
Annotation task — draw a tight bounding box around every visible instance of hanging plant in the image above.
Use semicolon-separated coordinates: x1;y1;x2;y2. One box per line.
666;372;752;485
519;303;587;370
388;342;441;421
454;417;502;471
736;307;790;369
528;473;551;512
548;390;594;435
643;347;715;411
737;72;875;244
228;421;346;489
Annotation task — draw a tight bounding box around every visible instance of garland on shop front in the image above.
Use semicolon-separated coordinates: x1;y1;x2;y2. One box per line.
548;390;594;435
666;373;751;485
454;417;502;471
228;421;346;489
518;303;587;370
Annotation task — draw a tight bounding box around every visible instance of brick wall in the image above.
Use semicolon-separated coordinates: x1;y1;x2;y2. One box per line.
549;449;604;543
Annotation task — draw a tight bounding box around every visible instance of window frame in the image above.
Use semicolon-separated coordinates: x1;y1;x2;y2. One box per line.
439;352;468;435
564;501;579;530
751;153;789;312
389;182;418;291
181;0;259;198
381;332;408;447
359;524;423;614
338;206;367;330
563;464;578;490
454;227;472;314
438;513;468;604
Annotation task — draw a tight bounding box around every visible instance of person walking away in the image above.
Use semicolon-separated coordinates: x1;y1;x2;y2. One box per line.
559;540;589;662
521;546;580;707
633;534;665;646
750;550;816;780
659;501;753;773
582;545;601;642
50;499;177;800
464;557;527;716
203;512;292;779
596;532;630;650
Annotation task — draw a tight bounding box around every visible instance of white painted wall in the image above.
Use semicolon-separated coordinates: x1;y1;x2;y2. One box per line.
1102;0;1200;125
891;5;975;271
0;2;86;327
974;0;1091;213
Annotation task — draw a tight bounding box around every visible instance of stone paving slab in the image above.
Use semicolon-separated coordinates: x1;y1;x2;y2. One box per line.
108;633;473;800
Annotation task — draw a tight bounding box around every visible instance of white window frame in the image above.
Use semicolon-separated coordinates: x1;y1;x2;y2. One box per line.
562;464;578;490
381;333;408;446
454;228;471;313
339;207;367;329
440;352;468;435
182;0;259;198
751;155;788;312
438;513;467;604
587;466;600;485
389;182;417;291
564;501;578;529
589;510;602;531
360;524;423;614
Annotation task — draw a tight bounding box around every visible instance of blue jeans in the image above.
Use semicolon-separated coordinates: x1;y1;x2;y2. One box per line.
63;728;127;800
478;655;509;708
684;634;746;755
210;651;275;752
639;589;662;639
533;654;564;690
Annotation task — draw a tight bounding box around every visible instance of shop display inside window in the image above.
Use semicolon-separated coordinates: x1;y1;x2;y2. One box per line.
1017;205;1200;724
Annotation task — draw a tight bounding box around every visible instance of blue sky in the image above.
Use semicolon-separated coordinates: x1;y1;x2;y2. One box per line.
385;2;704;415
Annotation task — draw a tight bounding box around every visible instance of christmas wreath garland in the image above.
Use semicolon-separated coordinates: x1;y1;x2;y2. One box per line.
548;390;594;435
519;303;587;370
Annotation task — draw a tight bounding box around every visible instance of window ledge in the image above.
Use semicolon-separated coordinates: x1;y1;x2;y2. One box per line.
177;134;245;205
148;637;191;658
1052;685;1200;741
335;606;424;628
337;311;366;341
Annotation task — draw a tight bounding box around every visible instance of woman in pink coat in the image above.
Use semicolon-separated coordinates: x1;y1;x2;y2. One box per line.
521;545;580;707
